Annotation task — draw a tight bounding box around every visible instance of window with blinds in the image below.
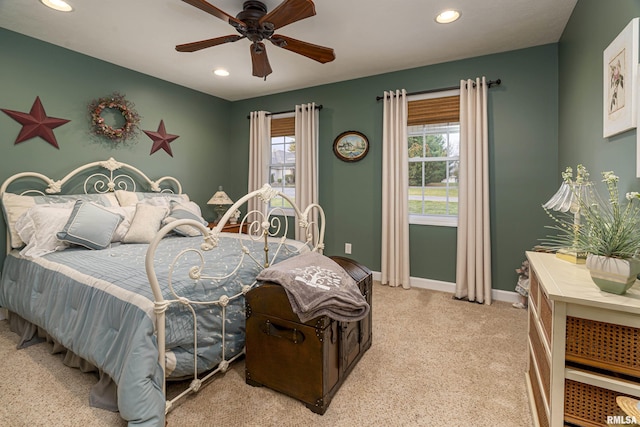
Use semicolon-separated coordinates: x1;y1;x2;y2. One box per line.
407;90;460;227
271;116;295;137
408;95;459;126
269;115;296;211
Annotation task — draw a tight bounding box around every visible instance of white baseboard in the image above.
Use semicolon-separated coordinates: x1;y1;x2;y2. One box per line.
0;308;7;321
371;271;521;304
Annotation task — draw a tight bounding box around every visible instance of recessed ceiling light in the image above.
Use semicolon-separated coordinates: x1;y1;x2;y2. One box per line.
435;10;460;24
40;0;73;12
213;69;230;77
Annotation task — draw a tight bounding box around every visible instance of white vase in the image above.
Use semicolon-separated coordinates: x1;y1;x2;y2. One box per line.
585;254;640;295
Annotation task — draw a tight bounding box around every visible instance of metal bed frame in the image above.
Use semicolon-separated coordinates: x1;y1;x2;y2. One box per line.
0;157;325;418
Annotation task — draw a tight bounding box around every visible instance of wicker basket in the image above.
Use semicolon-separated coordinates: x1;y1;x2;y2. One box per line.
565;316;640;377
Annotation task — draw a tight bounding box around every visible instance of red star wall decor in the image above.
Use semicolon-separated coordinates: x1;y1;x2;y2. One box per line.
143;120;179;157
1;97;70;149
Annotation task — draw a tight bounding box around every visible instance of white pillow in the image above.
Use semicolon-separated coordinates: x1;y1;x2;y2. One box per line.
106;206;136;242
2;192;119;249
15;204;74;258
2;193;36;249
115;190;189;207
162;201;208;237
114;190;140;207
122;203;168;244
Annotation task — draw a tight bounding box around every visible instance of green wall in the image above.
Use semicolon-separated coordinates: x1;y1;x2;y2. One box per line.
0;28;233;255
0;25;563;292
559;1;640;195
229;44;560;291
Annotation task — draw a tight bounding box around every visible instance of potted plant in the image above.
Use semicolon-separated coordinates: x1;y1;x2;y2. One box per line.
543;165;640;294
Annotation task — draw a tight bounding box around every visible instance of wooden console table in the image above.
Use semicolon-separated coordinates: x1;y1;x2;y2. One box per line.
525;251;640;427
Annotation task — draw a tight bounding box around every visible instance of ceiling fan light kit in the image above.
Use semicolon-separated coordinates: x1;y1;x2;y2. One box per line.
177;0;335;79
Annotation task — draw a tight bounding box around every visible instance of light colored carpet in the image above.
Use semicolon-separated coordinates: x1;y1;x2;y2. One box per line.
0;284;533;426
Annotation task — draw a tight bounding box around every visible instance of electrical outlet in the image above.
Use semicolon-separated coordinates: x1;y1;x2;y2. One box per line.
345;243;352;254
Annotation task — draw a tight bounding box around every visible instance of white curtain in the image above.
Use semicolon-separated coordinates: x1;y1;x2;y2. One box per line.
381;90;411;289
248;111;270;221
294;102;319;241
455;77;492;304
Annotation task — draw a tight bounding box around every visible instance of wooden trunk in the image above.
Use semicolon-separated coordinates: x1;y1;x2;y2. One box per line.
245;256;372;414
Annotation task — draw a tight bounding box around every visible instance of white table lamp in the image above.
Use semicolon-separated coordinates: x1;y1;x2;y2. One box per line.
543;179;601;263
207;186;233;224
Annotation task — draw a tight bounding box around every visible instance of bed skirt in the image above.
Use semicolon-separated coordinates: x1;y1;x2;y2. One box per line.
7;311;119;412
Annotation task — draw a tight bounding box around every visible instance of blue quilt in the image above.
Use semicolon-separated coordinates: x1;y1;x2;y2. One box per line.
0;234;305;426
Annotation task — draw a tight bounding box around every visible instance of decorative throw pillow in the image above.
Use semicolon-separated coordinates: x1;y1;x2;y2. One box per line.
15;204;75;258
2;192;119;249
115;190;189;207
56;200;124;250
2;192;36;249
122;203;168;244
114;190;142;207
105;205;136;242
162;201;208;237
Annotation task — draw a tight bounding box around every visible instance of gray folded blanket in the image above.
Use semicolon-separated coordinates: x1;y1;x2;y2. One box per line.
256;252;370;322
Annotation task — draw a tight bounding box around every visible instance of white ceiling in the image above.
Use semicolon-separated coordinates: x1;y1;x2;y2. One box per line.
0;0;577;101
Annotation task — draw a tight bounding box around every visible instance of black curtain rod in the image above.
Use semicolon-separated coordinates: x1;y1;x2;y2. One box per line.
246;104;323;119
375;79;501;101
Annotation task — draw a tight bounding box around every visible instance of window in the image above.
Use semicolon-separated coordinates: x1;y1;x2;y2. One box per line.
269;115;295;212
407;90;460;227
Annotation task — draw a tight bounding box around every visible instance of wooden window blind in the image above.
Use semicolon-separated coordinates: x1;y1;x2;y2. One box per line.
407;95;460;126
271;117;295;137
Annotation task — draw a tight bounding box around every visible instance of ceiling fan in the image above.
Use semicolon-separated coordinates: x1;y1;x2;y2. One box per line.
176;0;336;79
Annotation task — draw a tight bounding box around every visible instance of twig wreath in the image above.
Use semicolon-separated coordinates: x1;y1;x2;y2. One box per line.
88;92;140;143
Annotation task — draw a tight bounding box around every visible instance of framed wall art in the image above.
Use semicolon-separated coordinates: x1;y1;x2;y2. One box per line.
333;131;369;162
603;18;638;138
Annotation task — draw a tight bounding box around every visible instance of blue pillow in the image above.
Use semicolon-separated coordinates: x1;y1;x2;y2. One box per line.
163;201;208;236
57;200;124;250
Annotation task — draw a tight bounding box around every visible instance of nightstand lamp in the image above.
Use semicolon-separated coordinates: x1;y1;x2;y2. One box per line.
207;186;234;224
542;179;600;264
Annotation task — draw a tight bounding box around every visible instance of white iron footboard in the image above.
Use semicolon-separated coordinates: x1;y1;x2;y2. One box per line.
144;183;325;414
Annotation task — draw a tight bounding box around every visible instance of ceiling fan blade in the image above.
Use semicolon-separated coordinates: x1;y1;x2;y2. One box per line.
259;0;316;30
270;34;335;63
250;42;273;79
176;35;243;52
181;0;246;30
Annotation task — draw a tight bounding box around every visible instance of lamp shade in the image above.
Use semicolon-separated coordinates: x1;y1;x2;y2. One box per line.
543;181;603;213
207;186;233;205
543;178;604;264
